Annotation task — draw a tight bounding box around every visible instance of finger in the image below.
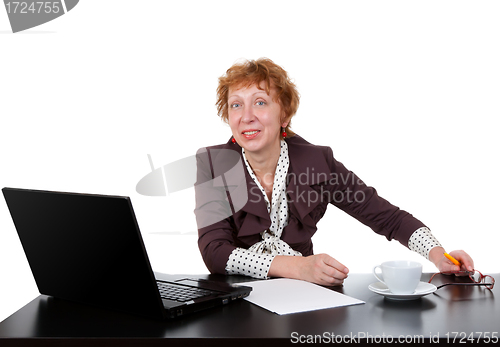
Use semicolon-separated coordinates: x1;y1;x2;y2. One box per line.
319;265;348;285
322;267;348;282
320;260;348;281
437;257;460;274
460;258;474;272
318;274;345;286
450;250;474;272
458;262;474;274
442;263;461;274
442;261;467;276
321;255;349;275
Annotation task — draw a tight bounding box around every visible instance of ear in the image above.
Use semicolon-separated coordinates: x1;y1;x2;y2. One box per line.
281;113;290;128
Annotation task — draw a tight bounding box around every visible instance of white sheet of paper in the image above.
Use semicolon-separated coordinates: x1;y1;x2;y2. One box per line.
235;278;364;315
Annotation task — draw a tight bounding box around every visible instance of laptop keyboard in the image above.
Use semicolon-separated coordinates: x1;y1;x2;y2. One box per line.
157;281;215;302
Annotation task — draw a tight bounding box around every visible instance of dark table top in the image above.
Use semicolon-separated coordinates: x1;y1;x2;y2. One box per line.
0;272;498;346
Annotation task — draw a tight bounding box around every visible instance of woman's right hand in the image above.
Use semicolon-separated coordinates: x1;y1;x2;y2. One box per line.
269;253;349;286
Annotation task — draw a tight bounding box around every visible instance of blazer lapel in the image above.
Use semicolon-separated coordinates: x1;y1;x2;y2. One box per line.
209;140;270;238
286;136;332;221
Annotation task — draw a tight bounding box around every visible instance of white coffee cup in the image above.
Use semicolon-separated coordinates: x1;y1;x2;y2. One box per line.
373;260;422;294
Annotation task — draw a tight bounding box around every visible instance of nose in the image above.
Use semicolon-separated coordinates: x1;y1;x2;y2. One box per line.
241;105;255;123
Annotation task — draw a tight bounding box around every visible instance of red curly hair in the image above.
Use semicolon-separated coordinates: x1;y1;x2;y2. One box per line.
216;58;300;137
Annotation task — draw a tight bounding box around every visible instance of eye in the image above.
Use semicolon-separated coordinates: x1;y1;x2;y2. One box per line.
230;102;241;109
256;100;266;106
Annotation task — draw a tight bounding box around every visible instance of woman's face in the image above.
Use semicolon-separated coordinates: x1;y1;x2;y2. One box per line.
228;82;287;156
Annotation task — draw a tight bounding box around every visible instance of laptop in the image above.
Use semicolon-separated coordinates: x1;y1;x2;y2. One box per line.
2;187;252;320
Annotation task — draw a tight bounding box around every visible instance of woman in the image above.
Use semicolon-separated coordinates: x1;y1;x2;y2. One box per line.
194;58;473;286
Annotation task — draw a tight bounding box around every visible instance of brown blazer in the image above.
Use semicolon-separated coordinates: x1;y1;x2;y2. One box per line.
194;135;426;275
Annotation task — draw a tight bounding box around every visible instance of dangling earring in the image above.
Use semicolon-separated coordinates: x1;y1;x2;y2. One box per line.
282;127;287;138
232;137;236;144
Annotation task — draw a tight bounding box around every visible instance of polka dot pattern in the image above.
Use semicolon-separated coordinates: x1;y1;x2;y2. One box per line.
225;140;301;279
408;227;443;260
225;249;274;279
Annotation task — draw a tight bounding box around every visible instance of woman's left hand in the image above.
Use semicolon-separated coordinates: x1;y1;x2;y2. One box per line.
430;247;474;275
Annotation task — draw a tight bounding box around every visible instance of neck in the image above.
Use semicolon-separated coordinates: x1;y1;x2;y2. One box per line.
245;140;281;183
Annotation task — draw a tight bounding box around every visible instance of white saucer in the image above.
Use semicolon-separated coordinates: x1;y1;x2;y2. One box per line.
368;281;437;301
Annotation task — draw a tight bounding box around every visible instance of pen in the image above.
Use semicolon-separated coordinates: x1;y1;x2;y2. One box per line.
444;252;461;266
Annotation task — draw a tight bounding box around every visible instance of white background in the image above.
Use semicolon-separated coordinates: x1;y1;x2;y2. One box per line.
1;1;499;322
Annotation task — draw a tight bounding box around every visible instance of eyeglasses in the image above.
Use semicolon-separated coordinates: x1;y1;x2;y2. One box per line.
428;270;495;290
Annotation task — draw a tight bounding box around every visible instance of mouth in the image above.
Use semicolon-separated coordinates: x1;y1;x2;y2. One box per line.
241;130;261;139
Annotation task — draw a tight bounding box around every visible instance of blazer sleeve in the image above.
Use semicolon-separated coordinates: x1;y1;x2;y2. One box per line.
324;147;426;247
193;148;237;274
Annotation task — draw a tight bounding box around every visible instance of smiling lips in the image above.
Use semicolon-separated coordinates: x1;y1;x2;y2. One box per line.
242;130;261;139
